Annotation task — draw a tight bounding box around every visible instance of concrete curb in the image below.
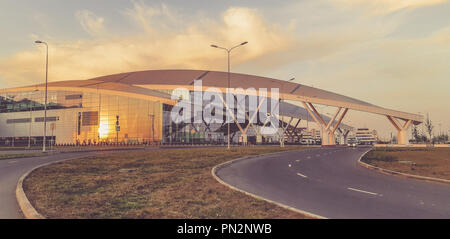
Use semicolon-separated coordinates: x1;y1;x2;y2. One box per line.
16;164;51;219
358;149;450;185
211;149;327;219
16;155;96;219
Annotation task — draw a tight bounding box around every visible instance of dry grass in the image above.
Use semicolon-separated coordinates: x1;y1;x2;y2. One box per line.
23;146;312;219
362;147;450;180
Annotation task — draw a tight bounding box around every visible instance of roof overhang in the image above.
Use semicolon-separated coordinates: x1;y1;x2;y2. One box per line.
1;69;423;125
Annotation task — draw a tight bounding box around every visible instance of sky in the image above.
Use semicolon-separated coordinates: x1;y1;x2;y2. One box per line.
0;0;449;140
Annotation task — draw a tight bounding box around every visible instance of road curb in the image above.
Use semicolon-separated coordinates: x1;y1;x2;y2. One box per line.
357;149;450;185
16;164;51;219
15;147;158;219
211;149;327;219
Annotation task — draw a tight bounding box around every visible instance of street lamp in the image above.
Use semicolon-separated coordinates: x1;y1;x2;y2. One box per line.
149;114;155;145
210;41;248;149
35;40;48;152
279;77;296;147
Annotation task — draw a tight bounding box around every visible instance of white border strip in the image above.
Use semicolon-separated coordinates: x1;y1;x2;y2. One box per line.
347;187;378;196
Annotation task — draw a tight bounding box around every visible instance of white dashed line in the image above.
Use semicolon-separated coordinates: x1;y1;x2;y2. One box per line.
347;187;379;196
288;164;292;167
295;160;300;162
8;160;18;164
297;172;308;178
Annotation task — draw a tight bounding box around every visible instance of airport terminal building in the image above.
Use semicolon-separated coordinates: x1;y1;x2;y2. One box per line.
0;69;421;146
0;89;164;146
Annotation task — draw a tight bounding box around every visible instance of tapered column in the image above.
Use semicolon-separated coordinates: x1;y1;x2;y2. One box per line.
387;116;412;145
302;102;348;146
337;128;351;145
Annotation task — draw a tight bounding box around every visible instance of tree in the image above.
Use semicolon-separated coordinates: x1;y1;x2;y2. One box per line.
425;113;434;143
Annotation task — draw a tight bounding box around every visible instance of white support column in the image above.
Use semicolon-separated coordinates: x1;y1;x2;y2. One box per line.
387;116;412;145
302;102;349;146
337;128;350;145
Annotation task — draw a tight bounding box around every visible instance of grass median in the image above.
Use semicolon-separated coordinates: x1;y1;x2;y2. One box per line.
361;147;450;180
23;146;312;219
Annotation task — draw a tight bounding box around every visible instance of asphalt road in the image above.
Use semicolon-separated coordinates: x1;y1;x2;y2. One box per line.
216;147;450;218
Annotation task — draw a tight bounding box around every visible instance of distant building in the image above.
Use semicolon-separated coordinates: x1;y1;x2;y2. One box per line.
355;128;378;145
300;129;321;145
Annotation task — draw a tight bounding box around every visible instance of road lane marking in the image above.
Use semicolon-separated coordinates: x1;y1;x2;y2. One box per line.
288;164;292;167
295;160;300;162
347;187;379;196
8;160;18;164
307;156;311;159
297;172;308;178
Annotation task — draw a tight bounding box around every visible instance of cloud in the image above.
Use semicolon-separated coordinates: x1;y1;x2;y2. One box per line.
331;0;449;15
75;10;107;37
0;2;413;88
123;0;180;34
0;5;294;87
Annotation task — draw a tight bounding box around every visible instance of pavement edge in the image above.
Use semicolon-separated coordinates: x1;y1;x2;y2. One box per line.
16;164;48;219
16;156;86;219
357;148;450;185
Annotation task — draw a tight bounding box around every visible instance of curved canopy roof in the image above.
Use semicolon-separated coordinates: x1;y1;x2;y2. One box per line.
3;69;422;125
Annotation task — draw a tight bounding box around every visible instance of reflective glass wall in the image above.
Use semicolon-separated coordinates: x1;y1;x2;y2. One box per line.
0;89;163;145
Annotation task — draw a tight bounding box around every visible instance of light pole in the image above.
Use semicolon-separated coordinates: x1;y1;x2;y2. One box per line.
149;114;155;145
35;40;48;152
211;41;248;149
279;77;295;147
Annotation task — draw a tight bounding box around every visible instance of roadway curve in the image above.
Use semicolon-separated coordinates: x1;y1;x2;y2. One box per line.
215;147;450;219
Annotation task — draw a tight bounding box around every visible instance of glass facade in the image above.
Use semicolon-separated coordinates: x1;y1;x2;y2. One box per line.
0;88;278;146
0;90;163;145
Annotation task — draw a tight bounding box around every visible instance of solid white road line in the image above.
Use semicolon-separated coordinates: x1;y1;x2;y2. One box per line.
297;172;308;178
347;187;379;196
8;160;18;164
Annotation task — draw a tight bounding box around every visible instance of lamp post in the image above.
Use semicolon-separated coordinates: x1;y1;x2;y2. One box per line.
210;41;248;149
279;77;295;147
149;114;155;145
35;40;48;152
